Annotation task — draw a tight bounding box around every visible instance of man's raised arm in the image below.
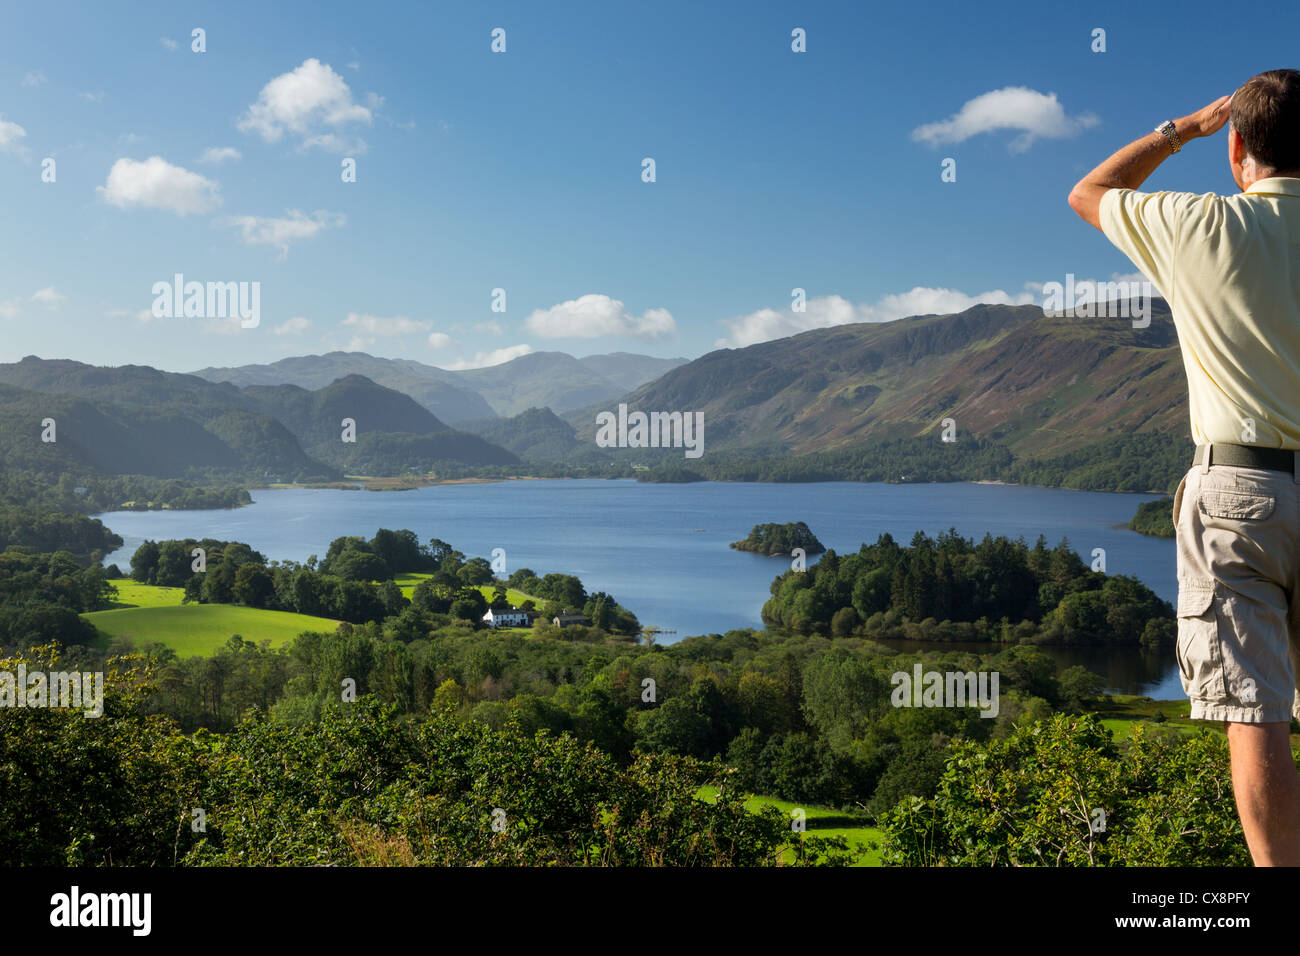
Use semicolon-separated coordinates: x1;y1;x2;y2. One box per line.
1068;94;1231;230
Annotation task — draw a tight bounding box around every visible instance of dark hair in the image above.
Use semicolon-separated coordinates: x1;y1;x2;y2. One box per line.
1230;69;1300;172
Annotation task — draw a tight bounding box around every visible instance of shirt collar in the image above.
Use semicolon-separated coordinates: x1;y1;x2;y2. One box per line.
1245;176;1300;197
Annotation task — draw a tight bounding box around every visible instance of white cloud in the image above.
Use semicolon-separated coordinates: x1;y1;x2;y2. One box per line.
1027;270;1167;305
427;331;454;348
523;293;676;340
912;87;1099;153
30;287;65;308
274;316;312;335
160;37;179;51
21;71;46;87
224;209;344;258
97;156;220;215
443;344;533;370
0;286;68;318
238;58;374;153
199;146;242;164
342;312;429;336
0;117;27;153
79;90;105;103
343;335;372;352
715;286;1038;348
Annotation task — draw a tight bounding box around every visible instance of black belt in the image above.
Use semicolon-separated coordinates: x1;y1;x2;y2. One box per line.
1194;443;1297;474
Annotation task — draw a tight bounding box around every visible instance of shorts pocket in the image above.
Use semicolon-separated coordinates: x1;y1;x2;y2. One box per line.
1198;489;1276;520
1175;581;1222;700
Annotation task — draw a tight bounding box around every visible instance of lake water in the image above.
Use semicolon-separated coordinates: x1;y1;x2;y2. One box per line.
99;479;1183;698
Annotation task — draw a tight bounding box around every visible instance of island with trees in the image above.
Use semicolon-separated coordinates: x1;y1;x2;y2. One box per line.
730;521;825;557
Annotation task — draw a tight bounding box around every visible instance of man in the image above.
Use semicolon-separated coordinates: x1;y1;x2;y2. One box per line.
1069;69;1300;866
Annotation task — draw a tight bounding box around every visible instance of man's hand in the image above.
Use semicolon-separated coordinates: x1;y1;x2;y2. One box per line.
1067;94;1231;230
1180;94;1232;140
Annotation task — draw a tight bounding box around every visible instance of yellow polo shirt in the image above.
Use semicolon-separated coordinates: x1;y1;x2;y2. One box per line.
1099;176;1300;449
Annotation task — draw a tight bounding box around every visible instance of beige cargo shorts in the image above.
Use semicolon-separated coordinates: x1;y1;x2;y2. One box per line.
1173;456;1300;723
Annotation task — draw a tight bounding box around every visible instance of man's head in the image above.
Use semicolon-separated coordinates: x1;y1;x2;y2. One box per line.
1229;69;1300;189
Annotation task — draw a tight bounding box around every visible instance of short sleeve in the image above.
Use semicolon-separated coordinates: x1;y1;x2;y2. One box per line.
1098;188;1197;300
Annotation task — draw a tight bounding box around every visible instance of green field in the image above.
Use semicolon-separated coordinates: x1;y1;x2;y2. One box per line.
1097;694;1203;739
85;604;342;657
88;580;341;657
105;580;189;609
90;575;541;654
696;785;882;866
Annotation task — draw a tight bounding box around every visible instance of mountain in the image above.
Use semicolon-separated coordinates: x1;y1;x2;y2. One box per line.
191;349;689;420
241;374;454;447
0;358;520;479
0;358;333;479
191;352;494;423
569;300;1188;459
458;407;599;463
576;352;689;394
451;351;633;417
241;374;520;471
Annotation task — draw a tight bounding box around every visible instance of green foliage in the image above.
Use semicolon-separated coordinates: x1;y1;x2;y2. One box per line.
761;529;1173;645
879;714;1248;866
731;521;825;556
0;508;122;562
1130;496;1176;538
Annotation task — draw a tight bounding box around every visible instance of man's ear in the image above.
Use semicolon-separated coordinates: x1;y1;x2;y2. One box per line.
1228;126;1249;190
1228;126;1246;166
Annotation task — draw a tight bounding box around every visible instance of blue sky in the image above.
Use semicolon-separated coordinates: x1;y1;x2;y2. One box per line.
1;0;1295;373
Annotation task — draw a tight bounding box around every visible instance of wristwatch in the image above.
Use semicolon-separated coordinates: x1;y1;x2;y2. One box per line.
1155;120;1182;153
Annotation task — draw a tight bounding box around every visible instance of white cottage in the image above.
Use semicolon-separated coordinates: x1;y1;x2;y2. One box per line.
482;606;532;628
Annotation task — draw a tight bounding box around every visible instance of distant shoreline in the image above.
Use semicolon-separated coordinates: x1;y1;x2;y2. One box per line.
261;475;546;492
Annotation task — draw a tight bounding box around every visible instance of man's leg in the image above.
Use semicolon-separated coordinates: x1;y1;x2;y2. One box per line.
1226;720;1300;865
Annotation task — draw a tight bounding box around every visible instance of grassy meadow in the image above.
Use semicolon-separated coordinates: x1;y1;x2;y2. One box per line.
695;784;884;866
87;580;341;657
84;576;545;656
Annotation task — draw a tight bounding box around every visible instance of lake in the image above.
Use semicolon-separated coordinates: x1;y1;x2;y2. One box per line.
99;479;1182;698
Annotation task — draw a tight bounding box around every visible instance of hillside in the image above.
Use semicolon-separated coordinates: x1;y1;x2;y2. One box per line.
0;359;519;481
570;300;1188;460
192;352;494;423
241;375;520;471
0;379;332;481
458;406;601;463
192;349;688;420
577;352;689;394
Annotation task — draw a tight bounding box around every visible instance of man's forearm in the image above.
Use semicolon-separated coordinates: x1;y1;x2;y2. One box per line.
1068;94;1230;230
1067;118;1198;230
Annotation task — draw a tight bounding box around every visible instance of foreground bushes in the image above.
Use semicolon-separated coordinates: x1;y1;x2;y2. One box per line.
0;647;847;866
879;713;1248;866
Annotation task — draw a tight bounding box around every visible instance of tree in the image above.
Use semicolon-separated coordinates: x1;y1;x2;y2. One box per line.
457;557;493;587
378;579;409;617
449;589;487;625
232;564;275;609
130;539;160;584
